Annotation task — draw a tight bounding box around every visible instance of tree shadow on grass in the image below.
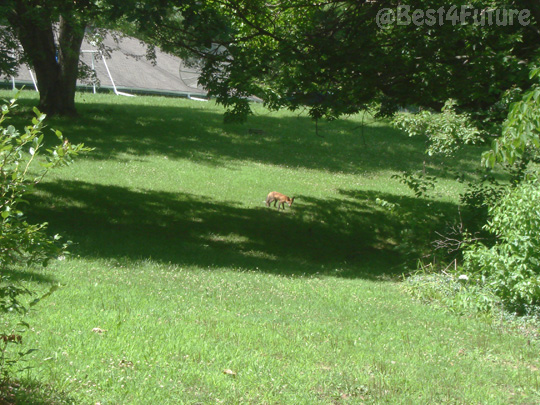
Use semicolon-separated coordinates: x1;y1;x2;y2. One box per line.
27;180;459;280
2;94;484;180
0;267;57;284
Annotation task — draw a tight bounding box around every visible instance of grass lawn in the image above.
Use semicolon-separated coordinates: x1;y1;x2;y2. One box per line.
1;90;539;403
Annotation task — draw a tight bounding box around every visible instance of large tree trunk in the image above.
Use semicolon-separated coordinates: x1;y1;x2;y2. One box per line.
48;16;85;116
8;4;85;117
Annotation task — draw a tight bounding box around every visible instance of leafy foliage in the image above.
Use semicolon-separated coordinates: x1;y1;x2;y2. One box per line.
374;195;444;265
0;278;58;379
462;180;540;314
460;174;505;213
1;0;183;116
0;95;90;378
3;0;539;121
399;67;540;319
459;172;506;234
140;0;538;122
455;67;540;314
393;100;483;157
483;68;540;169
1;98;88;267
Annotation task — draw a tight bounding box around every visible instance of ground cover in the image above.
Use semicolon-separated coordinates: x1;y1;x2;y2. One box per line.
1;90;538;403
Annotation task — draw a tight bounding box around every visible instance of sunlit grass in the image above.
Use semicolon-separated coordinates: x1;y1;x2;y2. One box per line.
1;90;538;403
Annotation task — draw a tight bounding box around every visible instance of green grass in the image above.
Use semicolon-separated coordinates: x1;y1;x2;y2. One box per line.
1;90;539;403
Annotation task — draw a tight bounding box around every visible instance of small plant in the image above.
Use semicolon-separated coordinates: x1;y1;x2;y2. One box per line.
459;173;506;235
460;173;504;214
374;197;399;212
374;196;441;265
403;68;540;320
0;95;90;379
1;99;88;268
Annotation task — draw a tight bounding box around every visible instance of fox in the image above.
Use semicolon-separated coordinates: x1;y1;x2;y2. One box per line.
265;191;295;210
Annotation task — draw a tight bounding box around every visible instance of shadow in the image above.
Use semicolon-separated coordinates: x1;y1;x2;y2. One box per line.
27;179;458;280
0;268;57;284
1;94;483;179
0;377;76;404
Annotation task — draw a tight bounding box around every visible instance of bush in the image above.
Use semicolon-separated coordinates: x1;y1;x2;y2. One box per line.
0;95;89;379
398;71;540;320
463;180;540;314
1;101;86;268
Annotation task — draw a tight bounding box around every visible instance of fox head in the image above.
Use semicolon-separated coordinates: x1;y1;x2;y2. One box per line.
288;197;295;206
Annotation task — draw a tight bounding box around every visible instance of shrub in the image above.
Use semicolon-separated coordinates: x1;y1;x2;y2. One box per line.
1;101;86;268
391;171;437;198
0;95;89;378
463;179;540;314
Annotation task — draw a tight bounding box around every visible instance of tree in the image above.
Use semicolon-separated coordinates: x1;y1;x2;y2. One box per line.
138;0;540;124
3;0;540;122
1;1;92;116
0;1;189;117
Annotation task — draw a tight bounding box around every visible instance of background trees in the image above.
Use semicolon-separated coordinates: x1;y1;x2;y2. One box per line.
138;0;540;125
3;0;539;122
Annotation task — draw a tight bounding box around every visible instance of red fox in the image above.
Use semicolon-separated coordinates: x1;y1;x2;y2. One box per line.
265;191;295;210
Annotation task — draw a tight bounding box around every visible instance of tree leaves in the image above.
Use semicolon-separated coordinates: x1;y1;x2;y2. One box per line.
393;100;483;157
484;71;540;168
145;0;537;122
